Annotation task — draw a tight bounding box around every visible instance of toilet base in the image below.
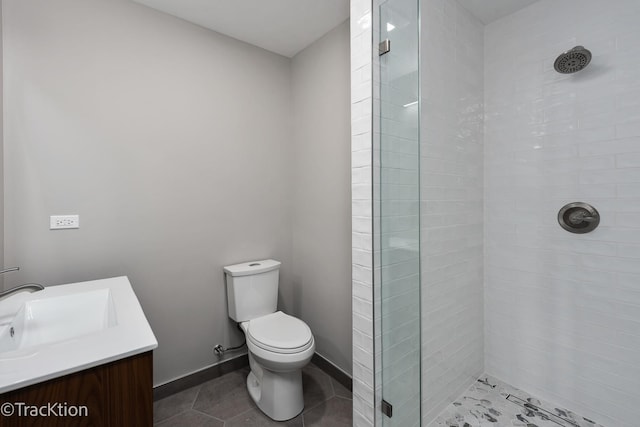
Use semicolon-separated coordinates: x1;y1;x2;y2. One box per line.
246;360;304;421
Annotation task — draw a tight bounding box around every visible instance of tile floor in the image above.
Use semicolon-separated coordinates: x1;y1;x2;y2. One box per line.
154;363;352;427
431;375;605;427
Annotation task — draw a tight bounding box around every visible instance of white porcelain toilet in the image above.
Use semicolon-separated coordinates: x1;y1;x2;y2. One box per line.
224;259;315;421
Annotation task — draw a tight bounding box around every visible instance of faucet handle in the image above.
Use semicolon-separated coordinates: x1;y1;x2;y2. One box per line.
0;267;19;275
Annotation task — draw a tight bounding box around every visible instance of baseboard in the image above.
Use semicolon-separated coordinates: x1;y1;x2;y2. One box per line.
153;354;249;401
153;351;352;401
311;353;352;392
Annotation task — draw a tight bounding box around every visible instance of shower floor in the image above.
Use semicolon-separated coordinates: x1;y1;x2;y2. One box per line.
430;375;604;427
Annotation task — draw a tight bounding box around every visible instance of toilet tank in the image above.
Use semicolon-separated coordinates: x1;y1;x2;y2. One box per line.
223;259;281;322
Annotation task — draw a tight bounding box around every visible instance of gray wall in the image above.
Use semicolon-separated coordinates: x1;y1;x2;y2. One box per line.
291;21;352;374
3;0;295;386
3;0;352;386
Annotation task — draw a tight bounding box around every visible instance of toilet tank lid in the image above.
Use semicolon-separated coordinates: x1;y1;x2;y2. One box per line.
223;259;281;277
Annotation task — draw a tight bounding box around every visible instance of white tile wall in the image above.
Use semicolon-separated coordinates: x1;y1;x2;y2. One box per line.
485;1;640;426
351;0;375;426
420;0;485;425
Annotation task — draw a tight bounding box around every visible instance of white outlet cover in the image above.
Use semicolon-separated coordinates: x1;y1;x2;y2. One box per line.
50;215;80;230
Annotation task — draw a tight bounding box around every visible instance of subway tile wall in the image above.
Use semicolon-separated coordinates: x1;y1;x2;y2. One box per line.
484;1;640;426
351;0;375;426
420;0;485;425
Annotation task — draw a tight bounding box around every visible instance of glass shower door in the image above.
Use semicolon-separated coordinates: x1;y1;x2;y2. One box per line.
376;0;420;425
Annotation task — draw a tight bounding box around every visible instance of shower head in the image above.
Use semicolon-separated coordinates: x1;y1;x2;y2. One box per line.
554;46;592;74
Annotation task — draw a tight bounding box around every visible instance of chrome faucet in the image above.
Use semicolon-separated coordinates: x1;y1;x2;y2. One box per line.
0;283;45;300
0;267;45;300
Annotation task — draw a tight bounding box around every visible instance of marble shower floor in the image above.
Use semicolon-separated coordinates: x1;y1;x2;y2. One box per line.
430;375;605;427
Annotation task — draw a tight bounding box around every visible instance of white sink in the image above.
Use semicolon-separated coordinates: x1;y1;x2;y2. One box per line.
0;276;157;393
0;288;118;353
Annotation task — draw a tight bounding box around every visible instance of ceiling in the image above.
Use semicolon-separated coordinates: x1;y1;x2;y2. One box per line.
132;0;349;58
132;0;540;57
457;0;541;24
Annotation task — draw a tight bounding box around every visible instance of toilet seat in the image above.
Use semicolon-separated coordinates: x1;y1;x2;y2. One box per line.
246;311;313;354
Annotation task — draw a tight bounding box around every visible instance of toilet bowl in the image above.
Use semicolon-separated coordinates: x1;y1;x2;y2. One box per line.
241;311;315;420
223;260;316;421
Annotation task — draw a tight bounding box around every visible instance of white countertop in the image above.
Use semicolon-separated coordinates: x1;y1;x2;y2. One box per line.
0;276;158;393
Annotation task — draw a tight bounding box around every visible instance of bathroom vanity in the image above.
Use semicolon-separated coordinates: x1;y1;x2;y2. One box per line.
0;277;157;426
0;351;152;426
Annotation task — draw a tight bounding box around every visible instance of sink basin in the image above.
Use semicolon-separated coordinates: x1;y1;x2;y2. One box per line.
0;289;117;353
0;276;157;393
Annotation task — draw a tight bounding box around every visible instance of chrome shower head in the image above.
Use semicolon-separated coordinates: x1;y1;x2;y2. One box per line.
554;46;592;74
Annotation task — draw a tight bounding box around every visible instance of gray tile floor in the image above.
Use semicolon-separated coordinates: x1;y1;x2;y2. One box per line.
154;363;352;427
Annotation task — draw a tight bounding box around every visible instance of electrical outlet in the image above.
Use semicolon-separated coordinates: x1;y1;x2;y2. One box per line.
50;215;80;230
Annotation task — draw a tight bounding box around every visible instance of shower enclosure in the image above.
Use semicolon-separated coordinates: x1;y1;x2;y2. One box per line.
353;0;640;426
375;0;421;426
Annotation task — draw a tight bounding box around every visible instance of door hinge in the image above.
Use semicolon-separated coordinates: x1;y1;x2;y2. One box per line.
379;39;391;56
382;399;393;418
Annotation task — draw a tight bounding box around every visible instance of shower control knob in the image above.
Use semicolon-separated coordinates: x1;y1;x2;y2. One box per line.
558;202;600;234
567;211;596;224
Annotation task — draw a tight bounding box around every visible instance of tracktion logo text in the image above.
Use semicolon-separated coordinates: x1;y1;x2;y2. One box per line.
1;402;89;417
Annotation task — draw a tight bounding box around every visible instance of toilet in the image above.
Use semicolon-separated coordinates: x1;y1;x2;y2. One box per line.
224;259;315;421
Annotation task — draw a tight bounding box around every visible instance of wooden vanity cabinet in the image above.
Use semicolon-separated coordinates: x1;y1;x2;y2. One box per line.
0;351;153;427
